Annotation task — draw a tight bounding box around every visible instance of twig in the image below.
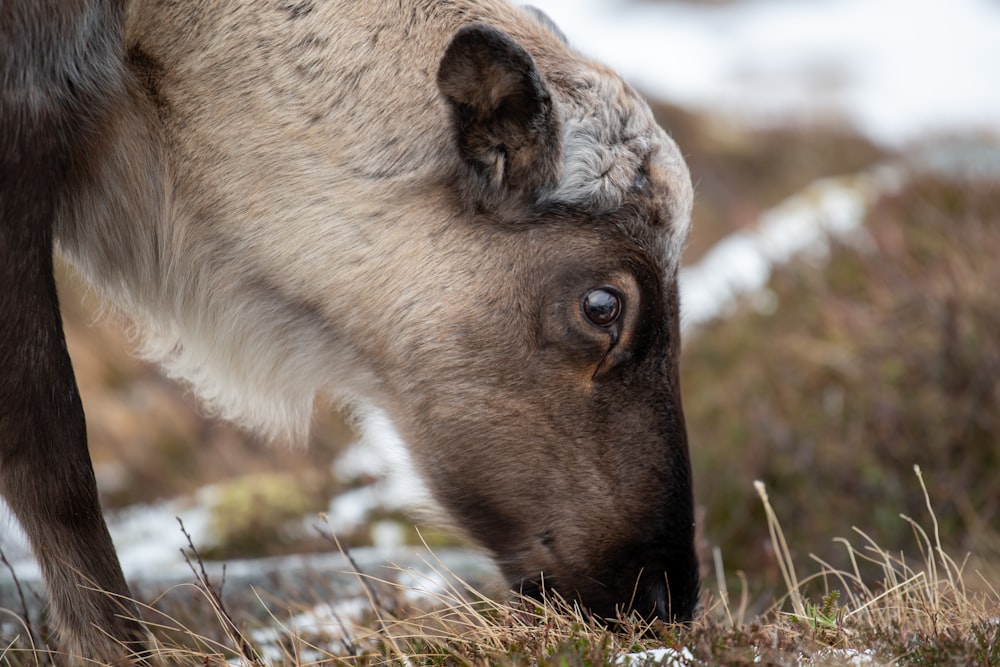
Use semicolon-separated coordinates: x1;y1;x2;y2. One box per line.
327;604;358;656
0;546;37;648
315;521;392;616
176;517;263;665
315;517;414;662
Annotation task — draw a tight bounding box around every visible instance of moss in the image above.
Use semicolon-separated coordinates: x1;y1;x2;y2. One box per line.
204;472;328;558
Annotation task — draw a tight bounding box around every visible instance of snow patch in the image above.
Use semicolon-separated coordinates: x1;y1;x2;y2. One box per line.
530;0;1000;146
617;646;696;666
326;404;432;535
679;165;902;334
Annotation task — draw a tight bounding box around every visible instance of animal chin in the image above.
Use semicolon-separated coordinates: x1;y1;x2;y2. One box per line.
508;557;696;625
511;574;560;605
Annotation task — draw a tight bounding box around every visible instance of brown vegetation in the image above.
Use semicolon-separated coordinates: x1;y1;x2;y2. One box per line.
684;172;1000;598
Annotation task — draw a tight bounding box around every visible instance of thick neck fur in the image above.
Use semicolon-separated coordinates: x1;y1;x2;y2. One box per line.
53;0;692;443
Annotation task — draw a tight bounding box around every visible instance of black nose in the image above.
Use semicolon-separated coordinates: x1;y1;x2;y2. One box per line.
645;576;669;620
642;574;694;623
513;567;697;625
514;576;549;603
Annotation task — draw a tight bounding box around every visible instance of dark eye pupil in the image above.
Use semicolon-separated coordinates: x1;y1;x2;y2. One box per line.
583;289;621;326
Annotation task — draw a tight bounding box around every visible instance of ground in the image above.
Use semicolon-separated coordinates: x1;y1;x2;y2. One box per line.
2;0;999;661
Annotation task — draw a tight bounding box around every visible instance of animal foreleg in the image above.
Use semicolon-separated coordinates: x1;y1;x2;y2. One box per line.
0;213;147;663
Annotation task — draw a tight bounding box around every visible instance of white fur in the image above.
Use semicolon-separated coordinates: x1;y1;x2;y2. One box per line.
551;72;692;273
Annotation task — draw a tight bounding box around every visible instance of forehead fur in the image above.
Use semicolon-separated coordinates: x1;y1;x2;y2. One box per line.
546;68;693;272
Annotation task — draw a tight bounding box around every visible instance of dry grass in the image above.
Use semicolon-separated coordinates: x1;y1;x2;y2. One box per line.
6;89;996;667
746;468;999;662
2;468;997;666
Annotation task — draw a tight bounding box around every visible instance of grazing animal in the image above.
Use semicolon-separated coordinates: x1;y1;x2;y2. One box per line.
0;0;698;660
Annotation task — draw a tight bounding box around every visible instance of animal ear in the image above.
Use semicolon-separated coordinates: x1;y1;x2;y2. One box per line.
437;23;562;207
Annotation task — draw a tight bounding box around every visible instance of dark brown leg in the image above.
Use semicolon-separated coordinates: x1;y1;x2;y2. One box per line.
1;0;147;661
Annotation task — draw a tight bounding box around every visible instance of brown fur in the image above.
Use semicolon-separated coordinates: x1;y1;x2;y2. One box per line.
2;0;697;660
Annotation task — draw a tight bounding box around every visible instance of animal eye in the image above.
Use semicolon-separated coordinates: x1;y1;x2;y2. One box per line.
582;288;622;327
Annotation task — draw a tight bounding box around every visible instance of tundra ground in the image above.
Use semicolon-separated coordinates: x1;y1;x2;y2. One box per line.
2;108;998;665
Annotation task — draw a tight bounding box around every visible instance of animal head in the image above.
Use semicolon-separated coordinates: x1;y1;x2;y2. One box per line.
4;2;697;661
385;21;698;622
63;1;699;627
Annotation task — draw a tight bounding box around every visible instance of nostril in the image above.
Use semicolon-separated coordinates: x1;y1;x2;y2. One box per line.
538;531;555;549
651;578;671;620
636;575;697;623
642;576;683;623
514;576;556;603
517;578;542;601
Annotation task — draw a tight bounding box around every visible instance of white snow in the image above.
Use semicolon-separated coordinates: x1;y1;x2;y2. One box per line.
617;646;696;666
812;648;879;665
529;0;1000;146
1;487;217;582
0;408;433;584
250;598;372;663
324;404;433;538
678;164;904;333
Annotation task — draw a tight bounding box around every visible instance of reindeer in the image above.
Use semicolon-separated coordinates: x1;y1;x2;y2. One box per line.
1;0;698;661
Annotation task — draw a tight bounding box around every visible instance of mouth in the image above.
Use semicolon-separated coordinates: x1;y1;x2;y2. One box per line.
493;524;698;624
508;564;697;625
511;575;558;604
641;574;677;622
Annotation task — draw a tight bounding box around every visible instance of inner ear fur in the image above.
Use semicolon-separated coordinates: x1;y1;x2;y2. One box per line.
437;23;562;208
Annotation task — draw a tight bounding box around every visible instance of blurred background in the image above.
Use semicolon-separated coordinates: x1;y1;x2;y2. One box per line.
3;0;999;614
